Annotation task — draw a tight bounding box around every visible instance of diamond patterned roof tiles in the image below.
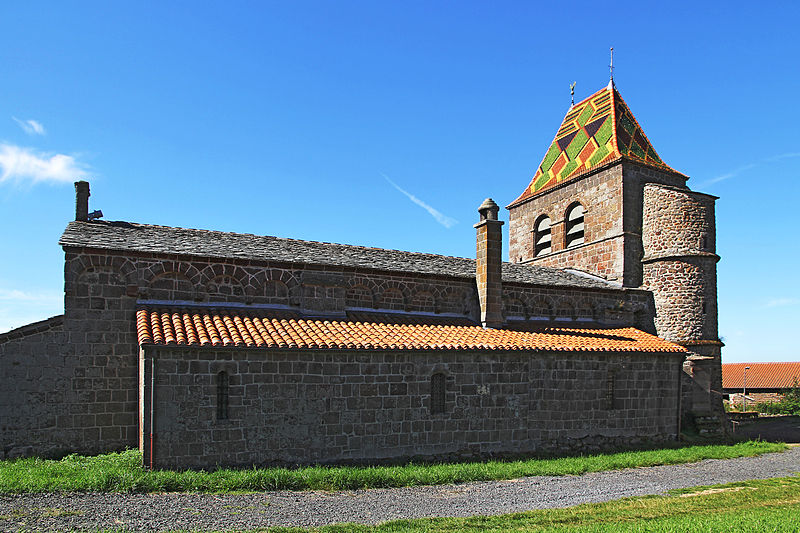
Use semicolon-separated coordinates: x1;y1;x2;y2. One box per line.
136;306;687;353
510;84;683;206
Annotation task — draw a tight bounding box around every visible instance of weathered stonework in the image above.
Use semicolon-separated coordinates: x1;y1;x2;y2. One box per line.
1;241;653;458
509;165;626;281
0;86;727;463
141;347;683;468
509;159;725;434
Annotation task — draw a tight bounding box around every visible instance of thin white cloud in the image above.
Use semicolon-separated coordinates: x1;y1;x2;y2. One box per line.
0;143;89;184
699;152;800;188
699;163;756;187
0;288;62;302
382;173;458;229
765;152;800;162
0;287;63;334
763;297;800;308
12;117;46;136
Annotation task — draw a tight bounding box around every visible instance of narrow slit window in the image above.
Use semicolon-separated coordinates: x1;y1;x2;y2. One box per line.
217;371;229;420
565;203;585;248
430;372;446;414
534;215;552;257
606;370;615;410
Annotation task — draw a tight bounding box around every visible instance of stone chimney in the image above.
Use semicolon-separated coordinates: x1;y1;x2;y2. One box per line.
474;198;504;328
74;181;90;222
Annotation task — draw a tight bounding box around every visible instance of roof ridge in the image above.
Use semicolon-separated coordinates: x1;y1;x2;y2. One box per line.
511;84;683;201
61;222;622;290
75;220;476;263
611;88;676;173
0;315;64;343
571;86;609;111
508;87;612;207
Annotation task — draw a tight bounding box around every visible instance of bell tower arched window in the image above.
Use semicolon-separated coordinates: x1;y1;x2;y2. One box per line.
565;203;585;248
534;215;552;257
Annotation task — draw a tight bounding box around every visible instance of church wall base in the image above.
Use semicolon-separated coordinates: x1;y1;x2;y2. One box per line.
140;346;684;469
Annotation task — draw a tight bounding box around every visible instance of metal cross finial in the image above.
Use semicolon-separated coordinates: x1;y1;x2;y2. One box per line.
609;47;614;82
570;81;576;106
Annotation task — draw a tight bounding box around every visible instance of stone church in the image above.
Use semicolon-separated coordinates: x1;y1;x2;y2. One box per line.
0;82;724;468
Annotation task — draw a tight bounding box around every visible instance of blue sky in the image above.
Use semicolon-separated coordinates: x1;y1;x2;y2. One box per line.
1;1;798;363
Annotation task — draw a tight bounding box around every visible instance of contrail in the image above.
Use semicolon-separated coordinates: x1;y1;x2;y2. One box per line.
382;173;458;229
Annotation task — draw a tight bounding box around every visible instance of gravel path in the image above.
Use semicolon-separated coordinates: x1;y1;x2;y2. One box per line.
2;447;799;532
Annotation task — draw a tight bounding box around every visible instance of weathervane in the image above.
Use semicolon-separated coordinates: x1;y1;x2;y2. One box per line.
609;47;614;83
570;81;576;106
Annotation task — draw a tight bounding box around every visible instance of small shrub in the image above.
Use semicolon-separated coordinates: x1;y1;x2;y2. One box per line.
755;379;800;415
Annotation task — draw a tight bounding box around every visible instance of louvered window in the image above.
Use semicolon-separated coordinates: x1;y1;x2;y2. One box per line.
565;203;585;248
534;216;552;257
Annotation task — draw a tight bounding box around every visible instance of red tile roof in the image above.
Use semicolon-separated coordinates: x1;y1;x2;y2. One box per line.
722;362;800;390
136;307;687;353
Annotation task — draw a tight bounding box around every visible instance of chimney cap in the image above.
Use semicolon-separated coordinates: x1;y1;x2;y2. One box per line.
478;198;498;210
477;198;500;221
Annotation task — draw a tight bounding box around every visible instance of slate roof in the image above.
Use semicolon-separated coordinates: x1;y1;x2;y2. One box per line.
59;220;619;290
137;307;685;353
510;84;683;206
722;363;800;390
0;315;63;343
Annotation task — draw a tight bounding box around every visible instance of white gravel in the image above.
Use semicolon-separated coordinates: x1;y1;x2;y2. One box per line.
1;447;799;532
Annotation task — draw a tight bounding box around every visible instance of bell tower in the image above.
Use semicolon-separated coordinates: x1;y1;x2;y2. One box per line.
507;83;726;434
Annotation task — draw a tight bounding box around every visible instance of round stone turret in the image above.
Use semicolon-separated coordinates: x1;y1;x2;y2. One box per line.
641;184;719;343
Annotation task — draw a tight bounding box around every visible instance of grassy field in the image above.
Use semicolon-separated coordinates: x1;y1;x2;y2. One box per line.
0;441;785;494
264;476;800;532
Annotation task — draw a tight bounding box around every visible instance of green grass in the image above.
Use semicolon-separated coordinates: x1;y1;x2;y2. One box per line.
0;441;785;494
264;476;800;532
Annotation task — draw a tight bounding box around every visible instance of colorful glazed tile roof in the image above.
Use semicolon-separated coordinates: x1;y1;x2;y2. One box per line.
722;363;800;390
136;307;686;353
510;84;681;205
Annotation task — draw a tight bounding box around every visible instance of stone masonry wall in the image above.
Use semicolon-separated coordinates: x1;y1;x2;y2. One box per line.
641;258;718;342
641;185;718;342
141;347;683;469
642;184;724;428
0;319;71;458
508;165;624;281
502;284;655;333
33;246;642;457
1;240;651;459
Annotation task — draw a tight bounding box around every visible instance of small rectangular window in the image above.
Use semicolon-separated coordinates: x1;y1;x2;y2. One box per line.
606;370;615;410
430;373;446;414
217;371;229;420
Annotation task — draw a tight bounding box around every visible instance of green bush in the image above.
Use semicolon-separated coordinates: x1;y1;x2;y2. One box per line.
755;379;800;415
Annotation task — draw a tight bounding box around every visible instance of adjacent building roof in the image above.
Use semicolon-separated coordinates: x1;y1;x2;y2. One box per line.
136;306;686;353
60;220;619;290
722;362;800;390
510;84;682;206
0;315;63;344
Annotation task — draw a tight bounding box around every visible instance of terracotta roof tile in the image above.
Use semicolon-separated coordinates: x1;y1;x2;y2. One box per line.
136;307;686;354
722;363;800;390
